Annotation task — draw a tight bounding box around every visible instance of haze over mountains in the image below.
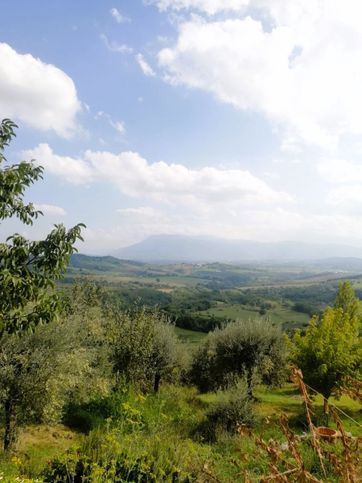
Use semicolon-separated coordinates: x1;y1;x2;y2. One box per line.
112;235;362;264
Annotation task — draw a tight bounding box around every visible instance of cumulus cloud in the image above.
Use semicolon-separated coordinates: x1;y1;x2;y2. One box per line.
33;203;66;216
157;0;362;149
23;144;292;209
136;53;156;77
25;144;93;185
27;145;362;251
0;43;81;137
150;0;249;14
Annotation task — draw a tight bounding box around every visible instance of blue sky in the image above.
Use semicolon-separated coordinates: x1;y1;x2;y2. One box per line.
2;0;362;253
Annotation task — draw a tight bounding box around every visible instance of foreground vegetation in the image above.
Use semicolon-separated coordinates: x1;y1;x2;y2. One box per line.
0;281;360;482
0;376;360;481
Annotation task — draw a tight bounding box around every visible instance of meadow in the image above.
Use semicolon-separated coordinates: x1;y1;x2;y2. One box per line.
1;377;360;481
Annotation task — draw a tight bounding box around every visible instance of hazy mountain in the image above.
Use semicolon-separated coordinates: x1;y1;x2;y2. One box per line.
113;235;362;263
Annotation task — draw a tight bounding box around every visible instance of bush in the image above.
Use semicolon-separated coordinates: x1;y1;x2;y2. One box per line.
201;380;255;441
42;430;196;482
62;396;116;433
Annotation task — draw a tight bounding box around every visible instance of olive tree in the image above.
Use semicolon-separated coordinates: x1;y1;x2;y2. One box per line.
109;309;182;392
190;318;288;396
0;119;84;335
0;313;111;451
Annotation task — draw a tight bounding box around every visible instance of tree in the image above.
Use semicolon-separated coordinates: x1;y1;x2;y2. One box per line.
151;320;181;392
109;308;182;392
0;119;84;335
292;282;362;411
334;281;361;319
0;314;110;451
190;318;288;396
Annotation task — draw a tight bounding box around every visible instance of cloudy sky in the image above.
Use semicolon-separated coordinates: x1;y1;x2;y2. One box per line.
2;0;362;253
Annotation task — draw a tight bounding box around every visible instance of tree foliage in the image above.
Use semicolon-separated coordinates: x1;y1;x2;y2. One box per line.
292;282;362;402
189;318;288;395
109;309;183;392
0;119;84;334
0;312;110;451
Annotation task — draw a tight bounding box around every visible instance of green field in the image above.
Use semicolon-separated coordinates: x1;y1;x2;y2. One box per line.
199;303;310;328
175;327;207;345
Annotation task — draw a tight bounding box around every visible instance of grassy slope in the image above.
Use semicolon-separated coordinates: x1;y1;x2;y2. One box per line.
0;425;81;480
175;327;207;345
1;384;360;482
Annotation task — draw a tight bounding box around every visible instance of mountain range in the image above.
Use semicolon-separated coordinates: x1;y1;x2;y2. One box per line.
112;235;362;263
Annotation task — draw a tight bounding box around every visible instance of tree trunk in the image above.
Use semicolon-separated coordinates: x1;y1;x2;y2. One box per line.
323;396;330;426
4;397;17;451
246;370;253;399
154;373;161;393
323;397;329;415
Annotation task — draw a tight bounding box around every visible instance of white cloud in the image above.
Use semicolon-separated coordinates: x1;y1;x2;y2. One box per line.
117;207;162;218
157;1;362;149
318;158;362;184
24;144;93;185
111;120;126;135
100;34;133;54
136;53;156;77
94;110;126;136
150;0;249;15
317;158;362;212
0;43;81;137
33;203;66;216
23;144;292;209
110;7;130;23
326;185;362;210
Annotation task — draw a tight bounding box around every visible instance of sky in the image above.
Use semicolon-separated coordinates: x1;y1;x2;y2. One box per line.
2;0;362;254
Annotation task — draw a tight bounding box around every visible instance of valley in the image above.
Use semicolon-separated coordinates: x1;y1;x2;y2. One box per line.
64;253;362;333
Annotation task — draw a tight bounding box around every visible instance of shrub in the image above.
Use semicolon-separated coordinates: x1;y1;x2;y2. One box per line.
201;380;255;441
42;430;195;482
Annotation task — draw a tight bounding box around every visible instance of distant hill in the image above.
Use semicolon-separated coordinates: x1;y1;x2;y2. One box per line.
69;254;145;273
306;257;362;272
113;235;362;263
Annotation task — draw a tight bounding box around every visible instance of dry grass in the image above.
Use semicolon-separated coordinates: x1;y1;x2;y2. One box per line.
246;368;362;482
15;424;80;477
